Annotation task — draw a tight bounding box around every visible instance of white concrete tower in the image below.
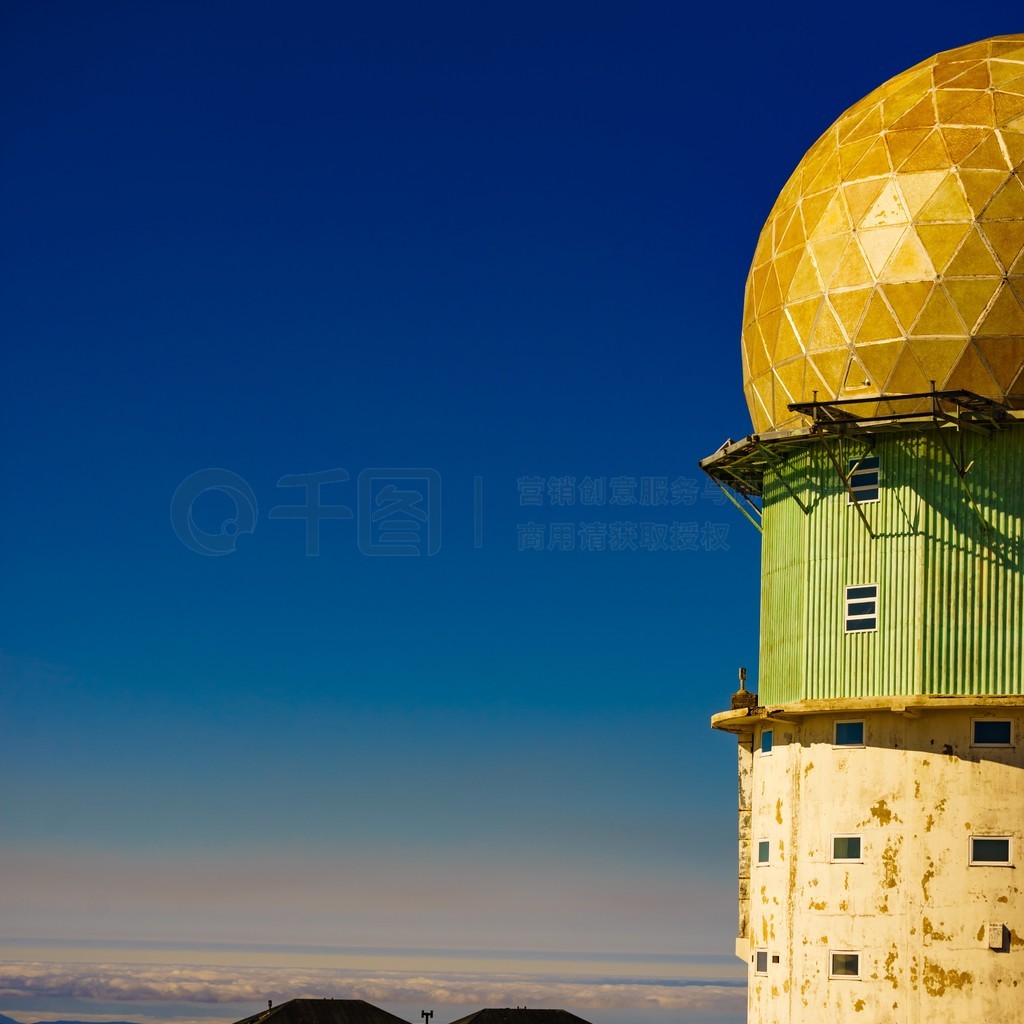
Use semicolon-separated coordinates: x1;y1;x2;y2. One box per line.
702;34;1024;1022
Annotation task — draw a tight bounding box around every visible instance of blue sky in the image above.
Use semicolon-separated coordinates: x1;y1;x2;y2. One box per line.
0;4;1015;1024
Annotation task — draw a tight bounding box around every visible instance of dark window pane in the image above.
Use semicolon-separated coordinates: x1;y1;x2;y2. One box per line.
761;730;773;754
847;617;876;632
835;722;864;745
755;950;768;973
848;601;876;616
972;838;1010;863
758;840;770;863
847;585;877;599
831;953;859;977
851;486;879;501
974;720;1012;745
833;836;861;859
848;458;880;502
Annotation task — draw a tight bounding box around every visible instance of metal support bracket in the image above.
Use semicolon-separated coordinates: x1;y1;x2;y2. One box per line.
933;411;989;535
763;711;800;724
709;475;763;534
891;706;922;719
818;432;875;538
753;442;810;515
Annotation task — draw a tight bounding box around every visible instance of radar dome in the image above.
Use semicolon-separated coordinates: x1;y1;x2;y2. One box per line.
743;34;1024;433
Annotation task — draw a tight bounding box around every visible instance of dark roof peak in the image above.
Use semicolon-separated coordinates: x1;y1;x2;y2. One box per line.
232;999;413;1024
446;1009;594;1024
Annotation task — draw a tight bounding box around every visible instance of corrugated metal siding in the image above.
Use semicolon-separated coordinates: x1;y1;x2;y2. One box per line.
760;449;809;704
759;427;1024;704
919;429;1024;695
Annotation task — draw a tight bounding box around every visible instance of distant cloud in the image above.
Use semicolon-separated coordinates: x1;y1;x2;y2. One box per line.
0;961;744;1016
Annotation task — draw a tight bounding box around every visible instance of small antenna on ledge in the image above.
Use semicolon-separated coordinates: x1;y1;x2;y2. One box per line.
731;666;757;710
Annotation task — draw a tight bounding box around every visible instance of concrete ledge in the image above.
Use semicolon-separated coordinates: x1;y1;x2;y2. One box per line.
711;693;1024;733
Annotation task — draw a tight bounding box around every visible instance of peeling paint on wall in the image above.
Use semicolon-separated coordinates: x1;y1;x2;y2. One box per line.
921;918;949;944
921;959;973;996
921;860;935;902
881;837;901;889
867;798;901;826
884;946;899;990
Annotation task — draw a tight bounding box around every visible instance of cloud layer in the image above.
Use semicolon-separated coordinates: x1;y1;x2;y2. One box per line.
0;961;744;1016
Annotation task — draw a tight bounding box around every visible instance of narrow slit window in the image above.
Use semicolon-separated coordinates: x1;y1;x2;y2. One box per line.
757;839;770;865
970;836;1012;865
760;729;773;755
830;951;860;978
972;719;1012;747
848;455;879;503
754;949;769;975
832;835;862;861
845;584;877;633
834;720;864;746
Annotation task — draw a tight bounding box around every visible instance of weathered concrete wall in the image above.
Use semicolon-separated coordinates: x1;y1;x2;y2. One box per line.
738;735;753;949
736;706;1024;1022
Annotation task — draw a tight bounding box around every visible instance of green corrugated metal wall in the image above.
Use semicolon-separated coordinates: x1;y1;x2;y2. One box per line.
759;426;1024;705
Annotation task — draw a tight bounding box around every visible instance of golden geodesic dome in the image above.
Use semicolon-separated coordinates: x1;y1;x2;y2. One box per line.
743;34;1024;434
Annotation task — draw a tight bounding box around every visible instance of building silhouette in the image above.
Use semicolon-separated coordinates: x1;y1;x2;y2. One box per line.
235;1000;414;1024
447;1010;594;1024
231;1001;593;1024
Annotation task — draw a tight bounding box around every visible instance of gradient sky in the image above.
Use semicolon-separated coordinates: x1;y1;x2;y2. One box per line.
0;4;1015;1024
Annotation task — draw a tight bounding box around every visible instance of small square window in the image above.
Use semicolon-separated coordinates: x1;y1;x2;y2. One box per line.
830;951;860;978
760;729;773;755
834;720;865;746
757;839;770;865
832;835;862;861
972;719;1012;747
847;456;879;503
845;584;877;633
754;949;768;975
970;836;1012;865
